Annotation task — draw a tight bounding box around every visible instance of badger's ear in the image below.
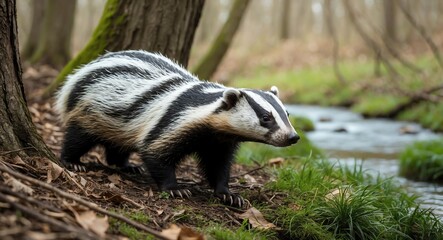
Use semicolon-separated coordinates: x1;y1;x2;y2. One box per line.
222;89;241;110
270;86;279;97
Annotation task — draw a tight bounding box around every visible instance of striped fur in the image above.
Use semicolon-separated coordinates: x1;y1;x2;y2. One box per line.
56;50;299;206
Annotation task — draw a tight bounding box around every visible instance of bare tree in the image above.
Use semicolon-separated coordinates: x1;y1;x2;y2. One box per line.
21;0;45;60
45;0;205;97
280;0;291;40
383;0;397;43
28;0;77;69
193;0;250;80
324;0;346;84
0;0;55;160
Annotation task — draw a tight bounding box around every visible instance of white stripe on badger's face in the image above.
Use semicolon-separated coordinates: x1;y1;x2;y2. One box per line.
225;90;298;147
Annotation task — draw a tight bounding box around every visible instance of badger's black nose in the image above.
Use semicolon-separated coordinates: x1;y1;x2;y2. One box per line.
288;132;300;144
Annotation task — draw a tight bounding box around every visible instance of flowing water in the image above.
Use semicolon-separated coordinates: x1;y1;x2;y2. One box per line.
286;105;443;217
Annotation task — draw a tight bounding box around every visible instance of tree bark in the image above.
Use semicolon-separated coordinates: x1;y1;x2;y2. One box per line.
383;0;397;43
29;0;77;69
21;0;46;60
45;0;205;98
192;0;250;81
280;0;291;40
0;0;55;160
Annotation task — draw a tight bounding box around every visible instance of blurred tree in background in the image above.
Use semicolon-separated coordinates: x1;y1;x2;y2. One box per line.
193;0;250;80
44;0;204;97
23;0;77;69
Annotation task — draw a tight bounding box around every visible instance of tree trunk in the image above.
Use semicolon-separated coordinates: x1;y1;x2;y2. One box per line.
280;0;291;40
0;0;56;161
28;0;77;69
192;0;250;81
383;0;397;42
21;0;46;60
45;0;205;98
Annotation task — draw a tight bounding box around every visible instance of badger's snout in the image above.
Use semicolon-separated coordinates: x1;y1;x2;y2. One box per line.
287;131;300;145
270;131;300;147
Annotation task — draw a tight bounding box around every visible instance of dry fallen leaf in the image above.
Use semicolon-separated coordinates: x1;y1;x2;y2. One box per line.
237;207;276;230
325;188;351;201
268;157;285;166
11;155;26;165
4;174;34;195
108;174;121;185
46;161;63;183
80;176;87;187
74;211;109;237
161;224;204;240
244;174;257;183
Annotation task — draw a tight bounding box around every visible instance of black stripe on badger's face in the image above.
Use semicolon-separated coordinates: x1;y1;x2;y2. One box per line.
66;65;154;112
243;93;279;135
144;83;224;145
250;90;292;128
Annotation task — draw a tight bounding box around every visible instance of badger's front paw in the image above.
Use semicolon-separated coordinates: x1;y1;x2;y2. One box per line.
62;162;87;172
120;163;146;174
165;189;192;199
215;192;247;208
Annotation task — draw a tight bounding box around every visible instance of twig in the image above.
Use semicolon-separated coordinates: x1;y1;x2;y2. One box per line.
0;147;34;156
0;186;62;213
0;163;168;240
0;192;94;240
231;165;266;179
224;212;242;226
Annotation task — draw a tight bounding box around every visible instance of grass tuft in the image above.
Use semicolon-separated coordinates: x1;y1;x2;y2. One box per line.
399;138;443;182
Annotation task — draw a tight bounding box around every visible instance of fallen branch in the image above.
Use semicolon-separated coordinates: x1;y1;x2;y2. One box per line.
0;192;94;239
0;147;34;156
0;163;168;240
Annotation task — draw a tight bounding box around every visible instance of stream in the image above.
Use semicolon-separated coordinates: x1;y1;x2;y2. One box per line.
286;105;443;217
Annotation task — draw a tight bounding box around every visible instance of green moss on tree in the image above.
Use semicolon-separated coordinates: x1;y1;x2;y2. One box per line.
43;0;125;97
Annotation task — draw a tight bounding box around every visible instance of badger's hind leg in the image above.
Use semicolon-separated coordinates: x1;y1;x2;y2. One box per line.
142;153;191;198
104;144;144;174
60;123;97;172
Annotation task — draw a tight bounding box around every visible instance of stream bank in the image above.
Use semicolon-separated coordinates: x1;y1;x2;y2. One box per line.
287;104;443;217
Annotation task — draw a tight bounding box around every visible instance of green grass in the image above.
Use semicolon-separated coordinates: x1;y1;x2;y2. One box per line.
229;55;443;131
205;223;277;240
235;131;323;165
399;138;443;182
258;158;443;239
290;115;315;132
109;209;153;240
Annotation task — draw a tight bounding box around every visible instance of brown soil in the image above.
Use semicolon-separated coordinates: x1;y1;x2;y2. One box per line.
0;66;281;239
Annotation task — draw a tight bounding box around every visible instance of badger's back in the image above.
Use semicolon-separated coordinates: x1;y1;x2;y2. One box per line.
55;50;226;148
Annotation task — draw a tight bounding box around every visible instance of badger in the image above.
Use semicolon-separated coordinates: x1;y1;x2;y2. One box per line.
55;50;299;207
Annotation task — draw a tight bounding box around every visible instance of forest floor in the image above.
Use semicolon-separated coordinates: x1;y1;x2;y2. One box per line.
0;66;282;239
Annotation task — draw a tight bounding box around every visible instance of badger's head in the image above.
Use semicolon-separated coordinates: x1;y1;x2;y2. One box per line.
217;86;299;147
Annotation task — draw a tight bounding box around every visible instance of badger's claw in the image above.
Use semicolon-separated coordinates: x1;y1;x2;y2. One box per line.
166;189;192;199
121;164;146;174
63;162;87;172
216;193;247;208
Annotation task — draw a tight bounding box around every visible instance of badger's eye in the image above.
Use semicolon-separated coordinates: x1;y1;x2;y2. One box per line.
262;113;273;122
286;110;289;117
